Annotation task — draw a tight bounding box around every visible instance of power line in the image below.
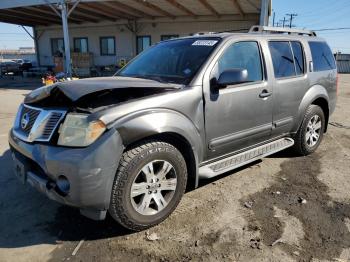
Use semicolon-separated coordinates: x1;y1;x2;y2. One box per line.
313;27;350;31
0;33;27;35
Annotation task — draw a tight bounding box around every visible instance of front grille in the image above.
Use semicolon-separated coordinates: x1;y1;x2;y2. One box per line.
20;106;40;134
13;104;66;143
41;112;63;140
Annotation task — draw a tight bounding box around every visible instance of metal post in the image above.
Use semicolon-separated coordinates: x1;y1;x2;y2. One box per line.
33;27;41;67
134;20;138;56
259;0;269;26
60;0;71;78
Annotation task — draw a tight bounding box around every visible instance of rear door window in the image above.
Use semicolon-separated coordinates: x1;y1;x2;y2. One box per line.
291;41;305;75
309;41;336;71
268;41;296;78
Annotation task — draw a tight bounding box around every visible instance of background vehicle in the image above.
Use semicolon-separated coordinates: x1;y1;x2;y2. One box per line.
9;26;337;231
0;59;21;74
12;59;33;71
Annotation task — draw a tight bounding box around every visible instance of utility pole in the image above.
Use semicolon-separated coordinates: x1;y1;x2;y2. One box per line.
286;13;298;28
280;17;286;27
58;0;72;78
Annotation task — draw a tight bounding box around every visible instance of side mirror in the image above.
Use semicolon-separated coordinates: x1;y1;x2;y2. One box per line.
217;68;249;88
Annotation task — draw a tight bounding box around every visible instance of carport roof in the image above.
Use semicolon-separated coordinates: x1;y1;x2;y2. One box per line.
0;0;269;26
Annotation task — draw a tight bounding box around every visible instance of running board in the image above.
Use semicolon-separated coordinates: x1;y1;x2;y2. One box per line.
199;138;294;179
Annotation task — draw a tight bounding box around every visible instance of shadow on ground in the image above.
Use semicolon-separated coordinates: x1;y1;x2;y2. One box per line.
0;145;298;250
0;141;268;250
0;149;130;250
3;143;350;262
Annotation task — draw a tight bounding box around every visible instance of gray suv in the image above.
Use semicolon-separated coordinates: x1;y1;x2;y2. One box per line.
9;26;337;231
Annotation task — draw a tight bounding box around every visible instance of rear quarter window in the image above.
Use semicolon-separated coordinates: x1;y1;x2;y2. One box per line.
291;41;305;75
309;41;336;71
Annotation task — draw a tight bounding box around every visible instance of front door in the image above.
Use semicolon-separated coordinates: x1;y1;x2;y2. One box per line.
204;40;273;159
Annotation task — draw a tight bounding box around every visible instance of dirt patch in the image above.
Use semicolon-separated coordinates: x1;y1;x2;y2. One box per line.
243;153;350;261
48;198;241;261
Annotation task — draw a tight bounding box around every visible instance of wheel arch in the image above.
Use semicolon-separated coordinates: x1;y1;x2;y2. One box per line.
311;97;329;133
113;110;204;190
124;132;198;191
294;85;330;133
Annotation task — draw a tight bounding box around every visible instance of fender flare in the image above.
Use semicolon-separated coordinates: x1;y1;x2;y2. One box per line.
292;84;329;133
107;108;204;187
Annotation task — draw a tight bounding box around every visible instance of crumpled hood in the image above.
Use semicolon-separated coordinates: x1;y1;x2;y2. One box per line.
24;76;181;104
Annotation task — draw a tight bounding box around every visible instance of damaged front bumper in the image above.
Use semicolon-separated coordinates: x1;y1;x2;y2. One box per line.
8;128;124;220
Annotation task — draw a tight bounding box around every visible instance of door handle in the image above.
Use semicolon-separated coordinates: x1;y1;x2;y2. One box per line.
259;89;272;98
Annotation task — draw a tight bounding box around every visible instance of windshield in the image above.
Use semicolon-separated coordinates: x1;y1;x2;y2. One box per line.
117;37;221;85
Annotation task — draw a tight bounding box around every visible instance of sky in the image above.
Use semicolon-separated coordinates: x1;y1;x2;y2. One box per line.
271;0;350;53
0;0;349;52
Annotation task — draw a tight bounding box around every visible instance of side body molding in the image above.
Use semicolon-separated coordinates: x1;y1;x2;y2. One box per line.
292;84;329;133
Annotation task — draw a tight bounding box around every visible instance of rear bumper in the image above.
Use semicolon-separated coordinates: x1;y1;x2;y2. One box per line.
8;128;124;219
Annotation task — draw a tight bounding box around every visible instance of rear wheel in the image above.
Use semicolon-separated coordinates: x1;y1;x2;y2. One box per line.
109;141;187;231
293;105;325;155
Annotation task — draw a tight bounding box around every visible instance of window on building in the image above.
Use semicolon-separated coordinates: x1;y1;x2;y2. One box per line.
100;36;115;56
51;38;64;56
74;37;88;53
161;35;179;41
269;41;296;78
309;41;336;71
291;41;305;75
215;41;263;83
137;36;151;54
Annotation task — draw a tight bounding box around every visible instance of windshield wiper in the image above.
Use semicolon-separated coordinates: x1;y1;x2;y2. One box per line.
140;75;168;83
122;75;170;84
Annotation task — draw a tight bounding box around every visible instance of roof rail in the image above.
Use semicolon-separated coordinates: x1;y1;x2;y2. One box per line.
249;25;317;37
192;31;217;36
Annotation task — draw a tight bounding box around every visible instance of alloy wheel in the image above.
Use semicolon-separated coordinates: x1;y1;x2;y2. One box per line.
305;115;322;147
130;160;177;216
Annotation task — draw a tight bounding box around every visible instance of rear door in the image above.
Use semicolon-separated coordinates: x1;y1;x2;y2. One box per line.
268;40;308;135
203;39;273;159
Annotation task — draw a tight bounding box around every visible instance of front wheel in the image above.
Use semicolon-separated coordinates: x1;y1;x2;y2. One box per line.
109;141;187;231
293;105;325;156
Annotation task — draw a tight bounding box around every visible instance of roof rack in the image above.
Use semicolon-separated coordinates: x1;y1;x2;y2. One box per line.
249;25;317;37
192;31;217;36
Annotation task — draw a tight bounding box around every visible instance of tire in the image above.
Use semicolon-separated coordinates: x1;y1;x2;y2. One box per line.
109;141;187;231
293;104;325;156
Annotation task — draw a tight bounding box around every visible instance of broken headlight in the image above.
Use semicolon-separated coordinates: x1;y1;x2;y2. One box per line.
58;113;106;147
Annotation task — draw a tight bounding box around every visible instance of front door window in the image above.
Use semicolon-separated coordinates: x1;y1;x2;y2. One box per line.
213;41;263;83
